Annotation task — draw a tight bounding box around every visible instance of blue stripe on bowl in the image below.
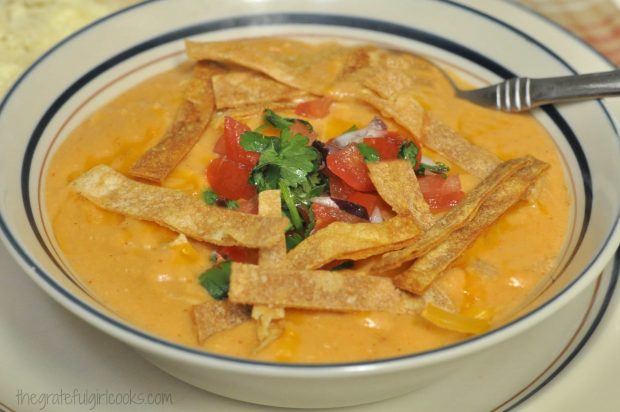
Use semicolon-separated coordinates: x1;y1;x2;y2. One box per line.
506;246;620;410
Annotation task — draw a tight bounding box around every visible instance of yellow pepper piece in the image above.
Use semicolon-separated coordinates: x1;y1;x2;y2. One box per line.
421;304;490;335
462;306;494;321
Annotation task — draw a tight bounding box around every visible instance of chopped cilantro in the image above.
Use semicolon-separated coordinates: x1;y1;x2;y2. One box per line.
239;131;273;152
289;171;328;206
356;143;380;162
241;126;320;188
202;190;219;205
330;261;354;271
285;232;304;251
198;260;232;300
202;190;239;209
416;162;450;178
398;141;450;177
398;141;420;168
303;203;316;238
249;165;280;192
279;179;304;231
239;109;328;246
264;109;313;133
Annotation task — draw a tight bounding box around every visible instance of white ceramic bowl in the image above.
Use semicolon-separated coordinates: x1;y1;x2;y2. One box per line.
1;0;620;409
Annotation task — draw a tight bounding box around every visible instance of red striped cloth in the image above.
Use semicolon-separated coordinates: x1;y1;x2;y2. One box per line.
520;0;620;65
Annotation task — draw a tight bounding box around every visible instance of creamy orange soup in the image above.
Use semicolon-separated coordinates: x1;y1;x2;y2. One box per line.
46;52;570;363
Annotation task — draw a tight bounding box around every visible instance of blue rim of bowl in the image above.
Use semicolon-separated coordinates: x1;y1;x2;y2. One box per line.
0;0;618;376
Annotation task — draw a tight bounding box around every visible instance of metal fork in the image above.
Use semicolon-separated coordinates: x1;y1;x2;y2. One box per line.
442;69;620;112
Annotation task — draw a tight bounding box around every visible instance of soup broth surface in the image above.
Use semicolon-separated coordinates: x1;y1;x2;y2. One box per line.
46;49;570;363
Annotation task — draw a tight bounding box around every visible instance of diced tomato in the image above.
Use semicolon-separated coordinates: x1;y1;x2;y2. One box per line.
425;191;465;212
311;203;365;231
214;245;258;264
295;97;332;118
418;174;460;197
223;117;260;167
236;196;258;214
327;170;356;199
417;174;464;211
326;144;375;192
346;192;389;215
290;120;317;141
363;134;403;160
213;134;226;155
206;157;256;200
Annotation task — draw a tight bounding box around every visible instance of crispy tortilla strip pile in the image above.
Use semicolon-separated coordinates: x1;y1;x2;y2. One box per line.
394;157;549;294
372;156;539;273
329;49;501;177
192;299;251;343
212;71;307;110
192;191;286;344
186;38;357;95
229;263;423;315
186;38;500;179
129;62;219;183
72;165;288;247
283;216;422;270
367;160;434;229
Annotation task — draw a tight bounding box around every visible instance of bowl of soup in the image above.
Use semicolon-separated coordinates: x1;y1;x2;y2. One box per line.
1;0;620;409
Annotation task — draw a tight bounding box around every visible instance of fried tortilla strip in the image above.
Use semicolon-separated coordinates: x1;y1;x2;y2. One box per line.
257;190;286;266
358;91;426;138
367;160;434;230
72;165;288;247
373;156;537;272
421;115;500;179
361;50;452;99
329;49;441;139
129;62;218;183
284;216;422;270
186;38;356;95
192;299;251;343
212;71;306;109
330;82;426;138
229;263;423;315
253;190;286;347
223;101;303;119
394;158;549;294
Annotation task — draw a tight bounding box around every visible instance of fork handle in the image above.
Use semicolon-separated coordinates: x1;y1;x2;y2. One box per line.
530;70;620;106
498;70;620;111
